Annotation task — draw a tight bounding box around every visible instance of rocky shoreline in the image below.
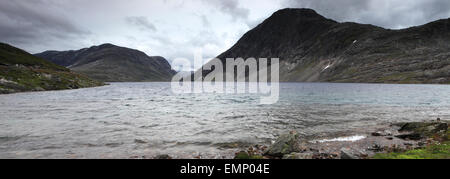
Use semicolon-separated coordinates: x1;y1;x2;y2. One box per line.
231;119;449;159
138;120;450;159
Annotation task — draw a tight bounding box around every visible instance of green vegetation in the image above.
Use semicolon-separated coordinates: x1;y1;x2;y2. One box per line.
0;43;66;71
0;42;104;94
373;141;450;159
373;130;450;159
234;151;264;159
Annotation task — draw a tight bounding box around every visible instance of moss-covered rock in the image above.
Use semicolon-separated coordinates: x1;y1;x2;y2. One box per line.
264;131;302;157
282;152;314;159
234;151;264;159
373;121;449;159
394;121;448;140
373;141;450;159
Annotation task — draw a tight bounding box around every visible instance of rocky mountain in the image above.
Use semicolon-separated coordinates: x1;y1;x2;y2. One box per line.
199;8;450;84
0;43;104;94
35;44;176;82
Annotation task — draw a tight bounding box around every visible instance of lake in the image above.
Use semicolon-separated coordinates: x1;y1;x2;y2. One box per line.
0;82;449;158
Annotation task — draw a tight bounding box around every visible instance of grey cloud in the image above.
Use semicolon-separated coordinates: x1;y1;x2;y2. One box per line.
200;15;211;27
284;0;370;21
246;18;265;29
189;30;221;47
126;16;157;32
203;0;250;21
0;1;89;48
283;0;450;29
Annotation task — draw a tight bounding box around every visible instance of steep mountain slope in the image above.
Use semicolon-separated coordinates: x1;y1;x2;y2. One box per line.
199;8;450;84
0;43;104;94
35;44;176;82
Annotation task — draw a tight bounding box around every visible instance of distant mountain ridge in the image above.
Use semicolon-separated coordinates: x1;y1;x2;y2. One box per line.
0;42;104;94
199;8;450;84
36;44;176;82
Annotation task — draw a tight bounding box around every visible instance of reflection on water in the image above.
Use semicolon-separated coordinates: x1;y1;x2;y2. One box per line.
0;82;449;158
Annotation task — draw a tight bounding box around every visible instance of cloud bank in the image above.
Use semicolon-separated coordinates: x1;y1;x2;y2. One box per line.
283;0;450;29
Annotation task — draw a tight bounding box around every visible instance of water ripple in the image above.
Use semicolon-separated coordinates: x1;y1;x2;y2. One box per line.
0;82;449;158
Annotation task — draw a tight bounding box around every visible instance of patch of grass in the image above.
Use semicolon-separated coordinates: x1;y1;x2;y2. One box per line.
0;43;104;93
0;65;103;92
234;151;264;159
373;141;450;159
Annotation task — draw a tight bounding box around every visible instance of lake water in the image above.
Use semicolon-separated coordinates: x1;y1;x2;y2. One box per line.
0;82;449;158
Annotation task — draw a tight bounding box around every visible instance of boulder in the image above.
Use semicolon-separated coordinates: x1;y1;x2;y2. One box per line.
395;121;448;140
340;148;367;159
371;130;392;136
395;133;423;140
371;132;383;136
399;122;447;134
368;144;383;152
264;131;302;157
155;154;172;159
340;148;358;159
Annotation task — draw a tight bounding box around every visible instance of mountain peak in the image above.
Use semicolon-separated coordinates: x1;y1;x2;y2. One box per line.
255;8;337;30
270;8;330;21
274;8;319;16
95;43;118;49
205;8;450;84
35;44;175;82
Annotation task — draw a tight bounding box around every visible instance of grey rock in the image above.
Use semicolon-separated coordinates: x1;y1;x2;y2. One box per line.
368;144;383;152
399;122;448;133
155;154;172;159
340;148;366;159
395;133;424;140
371;132;383;136
134;139;147;144
264;131;302;157
372;130;393;137
395;121;448;140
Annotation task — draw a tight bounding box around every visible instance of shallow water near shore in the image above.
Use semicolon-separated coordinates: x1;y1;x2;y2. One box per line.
0;82;449;158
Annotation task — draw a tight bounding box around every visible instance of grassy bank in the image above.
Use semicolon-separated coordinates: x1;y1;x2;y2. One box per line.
0;42;104;94
373;130;449;159
373;141;450;159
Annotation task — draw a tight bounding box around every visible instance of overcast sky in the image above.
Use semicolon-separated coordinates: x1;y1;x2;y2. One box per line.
1;0;450;70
